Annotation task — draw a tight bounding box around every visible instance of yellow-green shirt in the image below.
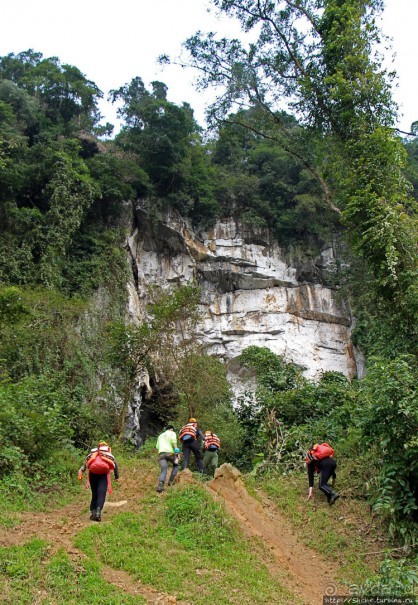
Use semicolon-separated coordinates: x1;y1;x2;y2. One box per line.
156;430;177;454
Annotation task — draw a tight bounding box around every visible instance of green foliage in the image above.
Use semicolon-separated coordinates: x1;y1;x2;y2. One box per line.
0;375;73;470
86;145;150;211
212;115;337;243
0;278;129;476
239;346;302;392
174;353;242;460
174;353;230;413
236;346;418;546
360;356;418;542
107;283;201;376
0;285;28;324
178;0;417;352
0;286;86;380
360;557;418;597
0;50;102;134
111;77;218;223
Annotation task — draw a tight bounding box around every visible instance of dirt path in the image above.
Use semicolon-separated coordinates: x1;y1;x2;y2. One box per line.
0;466;148;550
207;464;340;605
0;467;184;605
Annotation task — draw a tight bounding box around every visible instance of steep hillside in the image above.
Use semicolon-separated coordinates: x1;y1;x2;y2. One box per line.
0;451;391;605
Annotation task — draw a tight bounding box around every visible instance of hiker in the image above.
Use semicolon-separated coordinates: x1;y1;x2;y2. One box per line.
156;424;180;493
306;442;339;506
78;441;119;521
179;417;206;473
203;430;221;477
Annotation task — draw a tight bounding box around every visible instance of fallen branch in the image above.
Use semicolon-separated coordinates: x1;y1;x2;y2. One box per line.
362;545;416;556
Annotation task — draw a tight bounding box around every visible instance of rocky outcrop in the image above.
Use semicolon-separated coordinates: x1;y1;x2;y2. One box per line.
127;206;359;382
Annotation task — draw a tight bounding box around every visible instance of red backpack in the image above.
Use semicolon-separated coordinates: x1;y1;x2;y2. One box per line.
86;445;116;475
310;443;334;460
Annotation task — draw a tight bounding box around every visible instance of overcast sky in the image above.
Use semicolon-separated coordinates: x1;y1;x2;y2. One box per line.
1;0;416;133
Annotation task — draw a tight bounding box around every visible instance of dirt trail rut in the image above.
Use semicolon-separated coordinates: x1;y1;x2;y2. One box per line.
207;464;340;605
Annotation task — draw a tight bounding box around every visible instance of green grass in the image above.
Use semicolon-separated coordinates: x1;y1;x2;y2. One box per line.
0;540;145;604
248;470;388;588
0;454;82;523
0;539;46;604
75;483;299;605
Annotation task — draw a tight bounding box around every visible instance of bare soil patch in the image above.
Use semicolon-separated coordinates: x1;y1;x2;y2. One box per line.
207;463;341;605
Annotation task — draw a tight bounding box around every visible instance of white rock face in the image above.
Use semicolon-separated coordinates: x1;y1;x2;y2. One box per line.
128;208;358;381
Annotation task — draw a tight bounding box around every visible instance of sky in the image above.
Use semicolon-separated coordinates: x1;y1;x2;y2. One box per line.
1;0;417;133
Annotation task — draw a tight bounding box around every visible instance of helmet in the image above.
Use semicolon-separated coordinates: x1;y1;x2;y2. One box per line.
189;418;197;423
204;431;212;435
99;441;109;447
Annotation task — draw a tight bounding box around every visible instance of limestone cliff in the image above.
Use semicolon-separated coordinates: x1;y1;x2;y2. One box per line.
126;206;359;387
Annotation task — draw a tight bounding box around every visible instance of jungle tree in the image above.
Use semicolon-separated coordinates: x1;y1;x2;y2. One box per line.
161;0;417;351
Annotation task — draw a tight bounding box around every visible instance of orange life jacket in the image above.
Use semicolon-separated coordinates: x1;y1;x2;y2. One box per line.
204;433;220;451
305;442;334;464
86;445;116;475
179;423;198;442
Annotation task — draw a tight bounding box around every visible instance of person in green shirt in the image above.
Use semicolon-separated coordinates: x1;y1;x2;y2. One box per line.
156;425;180;493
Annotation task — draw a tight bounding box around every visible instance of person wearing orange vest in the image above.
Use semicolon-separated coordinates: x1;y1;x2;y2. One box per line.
305;442;339;505
179;418;206;472
78;441;119;521
203;431;220;477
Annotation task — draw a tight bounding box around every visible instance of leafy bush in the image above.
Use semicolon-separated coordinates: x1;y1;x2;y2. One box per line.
360;355;418;543
360;557;418;596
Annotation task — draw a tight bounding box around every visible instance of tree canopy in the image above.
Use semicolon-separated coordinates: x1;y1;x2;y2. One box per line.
161;0;417;353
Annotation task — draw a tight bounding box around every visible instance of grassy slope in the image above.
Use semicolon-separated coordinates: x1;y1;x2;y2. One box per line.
0;448;389;604
248;471;389;589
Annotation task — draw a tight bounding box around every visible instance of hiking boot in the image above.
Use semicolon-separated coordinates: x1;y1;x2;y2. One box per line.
329;491;340;506
156;481;164;493
89;509;96;521
94;507;102;521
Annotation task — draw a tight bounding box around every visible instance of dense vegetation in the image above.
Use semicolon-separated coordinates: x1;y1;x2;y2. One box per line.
0;0;417;590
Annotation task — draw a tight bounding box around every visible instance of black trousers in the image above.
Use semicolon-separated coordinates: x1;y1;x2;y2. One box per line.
89;472;108;510
318;458;337;499
182;439;204;471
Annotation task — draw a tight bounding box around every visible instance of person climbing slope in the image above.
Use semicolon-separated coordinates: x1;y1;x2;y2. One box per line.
203;430;221;477
306;442;339;505
78;441;119;521
179;417;206;473
155;424;180;493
